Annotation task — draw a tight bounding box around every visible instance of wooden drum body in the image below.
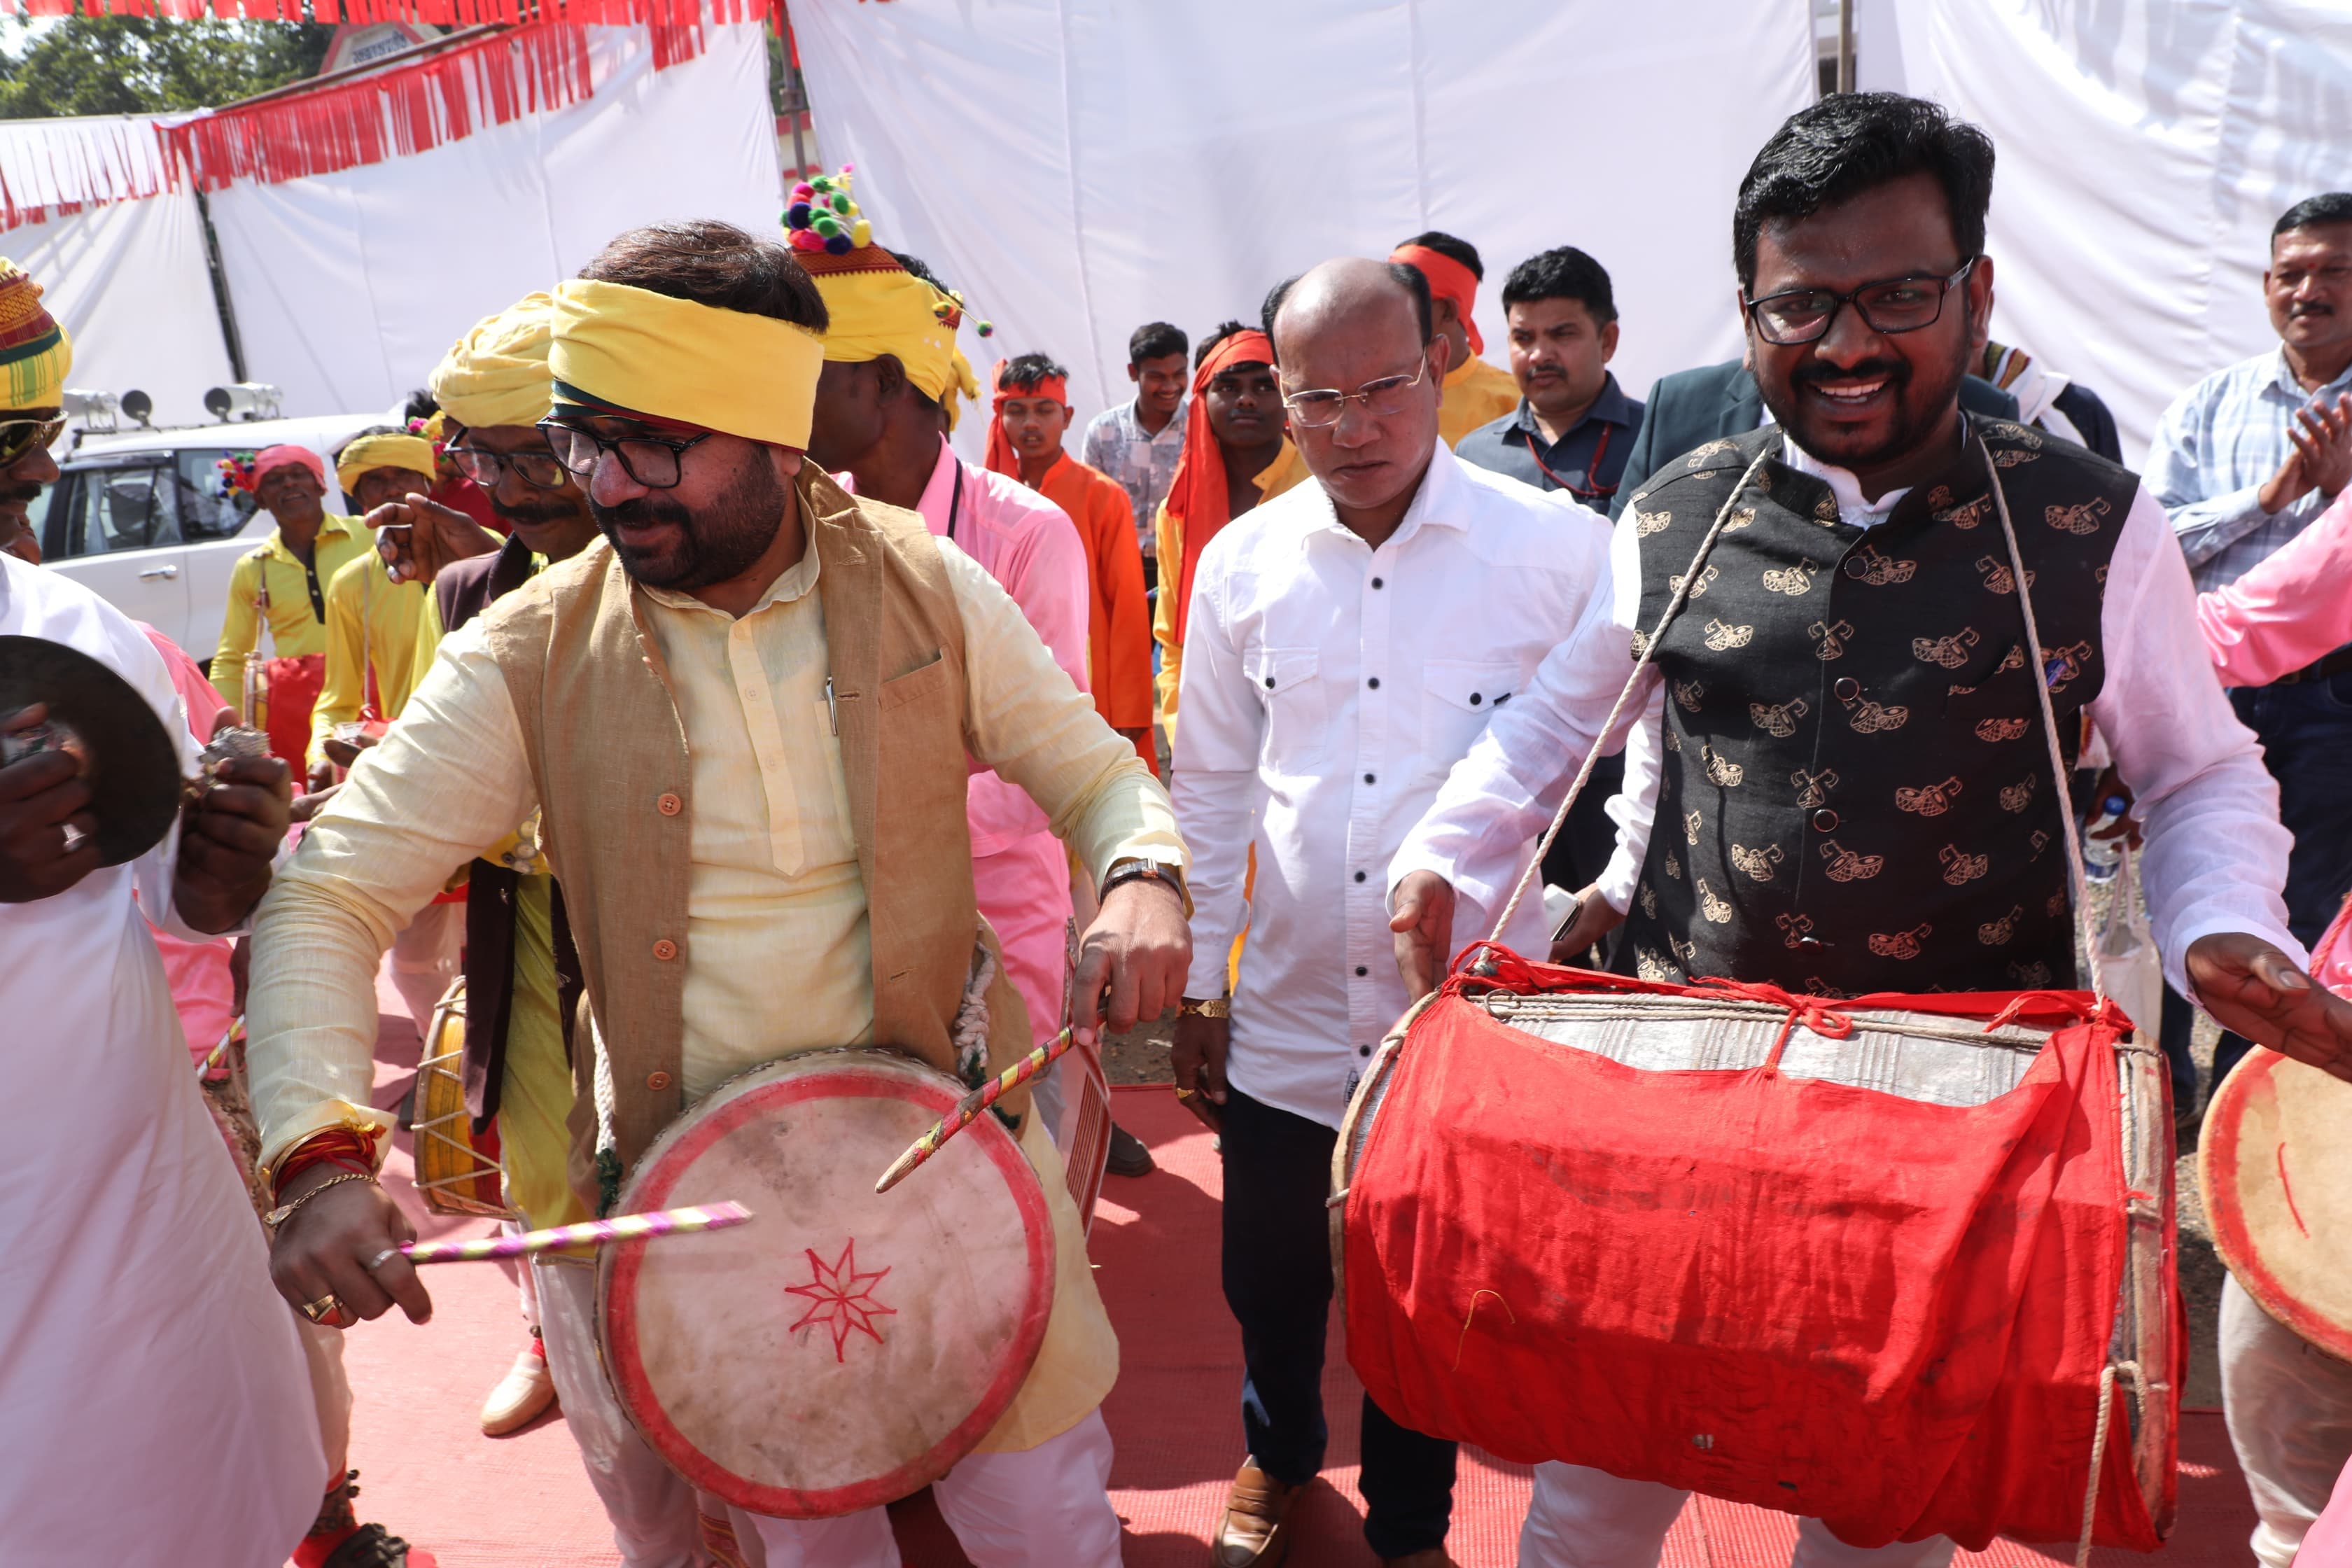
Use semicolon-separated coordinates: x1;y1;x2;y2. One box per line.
597;1049;1055;1518
412;981;513;1219
1335;960;2176;1552
2202;1050;2352;1362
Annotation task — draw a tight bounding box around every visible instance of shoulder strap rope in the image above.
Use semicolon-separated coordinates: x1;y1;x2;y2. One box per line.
1488;447;1774;940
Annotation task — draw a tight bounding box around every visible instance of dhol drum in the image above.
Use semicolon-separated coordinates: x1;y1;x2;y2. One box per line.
1335;955;2176;1553
2202;1049;2352;1362
597;1049;1056;1518
412;980;514;1219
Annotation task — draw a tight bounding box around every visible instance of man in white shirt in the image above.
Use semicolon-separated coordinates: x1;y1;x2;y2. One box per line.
0;260;318;1563
1170;256;1611;1568
1388;92;2352;1568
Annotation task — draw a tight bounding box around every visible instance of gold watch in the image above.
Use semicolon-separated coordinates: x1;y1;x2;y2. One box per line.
1180;996;1231;1019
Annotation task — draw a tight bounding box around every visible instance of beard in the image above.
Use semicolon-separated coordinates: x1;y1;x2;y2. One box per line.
592;451;787;592
1759;341;1968;477
493;493;583;533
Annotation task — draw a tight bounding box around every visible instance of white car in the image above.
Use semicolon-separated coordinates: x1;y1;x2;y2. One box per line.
29;412;395;666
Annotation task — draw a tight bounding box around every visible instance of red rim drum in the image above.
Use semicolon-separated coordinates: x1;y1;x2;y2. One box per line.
597;1050;1055;1518
2201;1049;2352;1362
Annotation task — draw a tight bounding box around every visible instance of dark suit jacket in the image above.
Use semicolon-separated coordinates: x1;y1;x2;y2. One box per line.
1608;360;2023;519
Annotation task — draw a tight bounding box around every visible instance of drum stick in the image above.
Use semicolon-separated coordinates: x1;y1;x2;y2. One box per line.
197;1017;239;1074
875;1028;1076;1195
399;1200;752;1264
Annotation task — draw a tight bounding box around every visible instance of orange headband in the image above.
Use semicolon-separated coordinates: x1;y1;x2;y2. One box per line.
1390;243;1483;356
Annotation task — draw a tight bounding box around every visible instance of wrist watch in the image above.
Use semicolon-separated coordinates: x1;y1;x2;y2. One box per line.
1101;855;1185;905
1180;996;1231;1018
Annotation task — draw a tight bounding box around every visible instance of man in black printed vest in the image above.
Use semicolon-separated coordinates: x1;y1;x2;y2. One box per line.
1387;92;2352;1568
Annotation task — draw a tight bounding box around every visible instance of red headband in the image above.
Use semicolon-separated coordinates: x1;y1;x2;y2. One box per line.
252;444;326;486
1390;244;1483;356
983;359;1074;477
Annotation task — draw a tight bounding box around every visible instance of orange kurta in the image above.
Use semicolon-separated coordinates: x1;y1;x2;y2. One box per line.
1032;451;1154;766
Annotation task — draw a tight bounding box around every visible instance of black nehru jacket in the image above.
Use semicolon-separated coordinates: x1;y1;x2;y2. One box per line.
1615;416;2133;997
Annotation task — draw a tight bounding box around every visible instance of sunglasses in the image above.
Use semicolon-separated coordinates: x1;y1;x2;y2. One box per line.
0;416;66;468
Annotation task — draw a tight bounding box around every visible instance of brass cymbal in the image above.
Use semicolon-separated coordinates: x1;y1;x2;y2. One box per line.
0;634;183;867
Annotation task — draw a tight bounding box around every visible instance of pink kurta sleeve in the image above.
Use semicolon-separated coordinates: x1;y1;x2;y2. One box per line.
2197;489;2352;687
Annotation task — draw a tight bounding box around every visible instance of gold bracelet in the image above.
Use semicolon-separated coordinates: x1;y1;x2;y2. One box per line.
262;1168;379;1233
1180;996;1231;1019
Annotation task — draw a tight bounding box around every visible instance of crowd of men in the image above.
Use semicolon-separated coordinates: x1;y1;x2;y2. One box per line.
6;88;2352;1568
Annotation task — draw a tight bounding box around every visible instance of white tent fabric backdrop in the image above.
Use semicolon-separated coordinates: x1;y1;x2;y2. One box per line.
3;185;235;428
1863;0;2352;464
792;0;1818;441
206;21;782;418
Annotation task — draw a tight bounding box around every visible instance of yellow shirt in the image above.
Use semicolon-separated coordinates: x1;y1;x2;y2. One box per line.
307;550;444;770
498;871;589;1229
1150;437;1310;744
209;515;370;712
1438;355;1525;449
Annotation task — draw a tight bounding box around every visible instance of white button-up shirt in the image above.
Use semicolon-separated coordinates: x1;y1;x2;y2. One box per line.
1172;442;1611;1128
1397;433;2304;995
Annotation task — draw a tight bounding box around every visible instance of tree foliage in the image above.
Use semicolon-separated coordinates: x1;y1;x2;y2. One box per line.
0;15;335;119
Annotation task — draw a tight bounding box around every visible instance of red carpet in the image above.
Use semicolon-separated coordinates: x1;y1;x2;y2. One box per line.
334;1007;2260;1567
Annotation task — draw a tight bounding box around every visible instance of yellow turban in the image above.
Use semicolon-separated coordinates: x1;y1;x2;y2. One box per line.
0;259;71;413
548;278;823;449
800;246;963;407
430;293;559;431
335;432;437;495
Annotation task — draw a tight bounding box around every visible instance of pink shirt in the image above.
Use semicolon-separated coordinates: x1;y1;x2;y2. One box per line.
2303;1456;2352;1565
134;623;236;1064
2197;487;2352;687
843;438;1093;856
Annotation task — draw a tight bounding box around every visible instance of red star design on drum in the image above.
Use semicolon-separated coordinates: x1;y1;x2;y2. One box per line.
785;1240;897;1362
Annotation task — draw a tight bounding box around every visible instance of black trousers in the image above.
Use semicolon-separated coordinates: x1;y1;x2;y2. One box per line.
1220;1086;1457;1558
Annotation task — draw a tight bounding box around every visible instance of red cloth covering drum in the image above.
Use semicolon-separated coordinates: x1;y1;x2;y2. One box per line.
1335;949;2178;1552
598;1050;1056;1518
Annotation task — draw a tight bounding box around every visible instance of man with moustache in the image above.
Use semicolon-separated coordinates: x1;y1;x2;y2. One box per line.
2146;190;2352;1568
1455;247;1644;507
245;220;1189;1567
1172;256;1611;1568
1150;322;1310;742
1387;94;2350;1568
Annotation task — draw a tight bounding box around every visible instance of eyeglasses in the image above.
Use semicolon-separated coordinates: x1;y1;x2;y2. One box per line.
0;416;66;468
538;418;712;490
1279;358;1431;428
1744;258;1979;346
449;444;569;491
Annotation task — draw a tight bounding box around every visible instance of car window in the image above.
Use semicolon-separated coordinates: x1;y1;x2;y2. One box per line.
174;449;263;541
69;464;182;555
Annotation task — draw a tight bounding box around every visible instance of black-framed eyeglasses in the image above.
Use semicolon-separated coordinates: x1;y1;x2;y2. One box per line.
538;417;712;490
1744;258;1979;346
0;416;66;468
1280;357;1430;428
449;444;569;491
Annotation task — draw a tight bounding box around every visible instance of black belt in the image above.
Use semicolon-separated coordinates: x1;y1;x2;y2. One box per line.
2271;646;2352;685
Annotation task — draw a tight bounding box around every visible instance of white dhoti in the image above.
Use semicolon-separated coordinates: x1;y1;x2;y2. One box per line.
1518;1464;1956;1568
2221;1273;2352;1568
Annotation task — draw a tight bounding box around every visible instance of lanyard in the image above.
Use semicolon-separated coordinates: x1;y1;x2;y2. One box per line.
1517;421;1617;501
945;458;966;542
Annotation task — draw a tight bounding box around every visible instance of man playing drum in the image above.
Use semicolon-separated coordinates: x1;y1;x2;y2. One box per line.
245;220;1191;1568
1387;93;2352;1568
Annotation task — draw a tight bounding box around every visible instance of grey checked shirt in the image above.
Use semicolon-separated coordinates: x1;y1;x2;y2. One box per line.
1081;395;1186;558
2148;348;2352;591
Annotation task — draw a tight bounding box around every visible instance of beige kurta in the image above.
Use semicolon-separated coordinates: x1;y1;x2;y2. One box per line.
247;527;1183;1452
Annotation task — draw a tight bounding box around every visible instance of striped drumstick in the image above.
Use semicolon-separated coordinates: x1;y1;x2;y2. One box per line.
399;1200;752;1265
875;1028;1077;1194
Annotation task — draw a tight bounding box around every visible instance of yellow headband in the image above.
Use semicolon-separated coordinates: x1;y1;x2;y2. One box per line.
335;432;437;495
549;278;823;449
430;292;557;430
808;265;960;405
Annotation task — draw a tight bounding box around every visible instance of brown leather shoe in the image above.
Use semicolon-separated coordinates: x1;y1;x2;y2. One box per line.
1211;1457;1298;1567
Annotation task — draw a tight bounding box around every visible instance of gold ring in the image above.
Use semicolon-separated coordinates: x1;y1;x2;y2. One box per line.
1174;1086;1195;1101
299;1294;343;1323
